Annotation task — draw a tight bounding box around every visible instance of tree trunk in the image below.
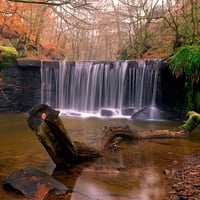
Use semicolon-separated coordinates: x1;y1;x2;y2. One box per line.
27;104;100;167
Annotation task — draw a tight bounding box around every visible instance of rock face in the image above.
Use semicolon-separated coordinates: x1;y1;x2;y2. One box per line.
4;167;69;199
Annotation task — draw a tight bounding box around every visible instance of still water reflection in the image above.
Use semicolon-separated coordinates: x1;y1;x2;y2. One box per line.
0;113;200;200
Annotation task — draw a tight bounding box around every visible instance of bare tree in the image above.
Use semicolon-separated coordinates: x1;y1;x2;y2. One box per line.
116;0;162;58
161;0;200;49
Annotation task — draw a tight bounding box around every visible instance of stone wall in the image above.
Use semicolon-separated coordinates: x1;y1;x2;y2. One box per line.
0;60;41;112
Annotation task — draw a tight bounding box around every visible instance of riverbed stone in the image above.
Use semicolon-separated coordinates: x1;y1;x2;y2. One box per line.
4;167;69;199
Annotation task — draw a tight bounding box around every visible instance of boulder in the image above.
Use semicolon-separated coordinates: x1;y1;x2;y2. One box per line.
4;167;69;199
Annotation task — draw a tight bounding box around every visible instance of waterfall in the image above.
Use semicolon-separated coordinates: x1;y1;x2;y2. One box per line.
41;60;161;117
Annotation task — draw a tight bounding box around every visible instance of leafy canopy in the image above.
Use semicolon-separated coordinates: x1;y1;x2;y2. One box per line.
170;45;200;83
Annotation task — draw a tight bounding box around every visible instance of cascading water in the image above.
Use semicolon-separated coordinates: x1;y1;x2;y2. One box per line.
41;60;161;117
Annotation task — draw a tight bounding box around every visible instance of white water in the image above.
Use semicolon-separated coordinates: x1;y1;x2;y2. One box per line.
41;60;161;117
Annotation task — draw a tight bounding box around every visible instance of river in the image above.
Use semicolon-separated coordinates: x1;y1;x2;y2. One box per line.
0;113;200;200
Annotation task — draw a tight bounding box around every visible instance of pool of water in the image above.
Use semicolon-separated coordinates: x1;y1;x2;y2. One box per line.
0;113;200;200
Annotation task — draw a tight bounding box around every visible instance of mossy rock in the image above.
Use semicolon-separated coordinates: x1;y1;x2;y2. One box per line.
0;46;18;67
182;111;200;133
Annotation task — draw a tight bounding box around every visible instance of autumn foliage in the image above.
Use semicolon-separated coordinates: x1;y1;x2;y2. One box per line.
0;0;200;60
0;0;58;59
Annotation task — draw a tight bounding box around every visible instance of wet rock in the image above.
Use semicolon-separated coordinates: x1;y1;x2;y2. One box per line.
121;107;135;116
100;108;119;116
4;167;69;199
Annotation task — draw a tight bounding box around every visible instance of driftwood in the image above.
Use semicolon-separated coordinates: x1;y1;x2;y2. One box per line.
101;110;200;149
28;104;100;167
28;104;198;167
101;125;186;149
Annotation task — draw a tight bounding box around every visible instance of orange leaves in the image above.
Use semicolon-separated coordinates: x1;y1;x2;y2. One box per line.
41;41;56;51
0;0;57;58
0;0;26;35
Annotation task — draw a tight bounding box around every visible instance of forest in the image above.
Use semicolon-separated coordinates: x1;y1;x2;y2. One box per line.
0;0;200;60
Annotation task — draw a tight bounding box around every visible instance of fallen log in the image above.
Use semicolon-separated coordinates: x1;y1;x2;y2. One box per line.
27;104;197;166
101;110;200;149
27;104;100;167
100;125;187;149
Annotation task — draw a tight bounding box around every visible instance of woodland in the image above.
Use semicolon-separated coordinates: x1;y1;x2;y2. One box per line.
0;0;200;61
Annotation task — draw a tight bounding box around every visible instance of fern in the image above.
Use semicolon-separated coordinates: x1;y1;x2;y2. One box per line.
170;45;200;83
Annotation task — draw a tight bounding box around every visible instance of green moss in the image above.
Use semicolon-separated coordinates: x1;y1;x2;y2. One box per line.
170;45;200;113
169;45;200;83
0;46;18;67
182;111;200;133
